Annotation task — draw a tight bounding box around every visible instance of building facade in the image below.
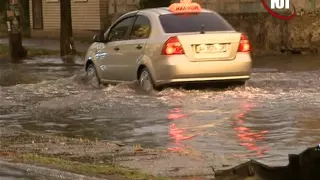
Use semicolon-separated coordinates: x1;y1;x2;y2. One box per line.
29;0;320;39
29;0;110;39
200;0;320;13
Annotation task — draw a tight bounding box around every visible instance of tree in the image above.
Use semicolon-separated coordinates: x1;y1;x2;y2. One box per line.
60;0;76;62
6;0;27;63
19;0;30;37
0;1;6;13
139;0;172;9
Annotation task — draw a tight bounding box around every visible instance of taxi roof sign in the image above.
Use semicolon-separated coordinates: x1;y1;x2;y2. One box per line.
169;0;202;14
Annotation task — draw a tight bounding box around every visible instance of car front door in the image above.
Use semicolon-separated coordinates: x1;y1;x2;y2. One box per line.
98;16;136;81
115;15;152;81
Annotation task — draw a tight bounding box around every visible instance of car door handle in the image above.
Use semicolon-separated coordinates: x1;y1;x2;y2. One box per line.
114;47;120;51
136;45;142;50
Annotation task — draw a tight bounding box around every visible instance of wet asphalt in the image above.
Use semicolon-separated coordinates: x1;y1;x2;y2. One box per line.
1;55;320;179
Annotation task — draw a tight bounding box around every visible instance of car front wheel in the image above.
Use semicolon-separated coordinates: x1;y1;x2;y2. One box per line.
86;63;100;88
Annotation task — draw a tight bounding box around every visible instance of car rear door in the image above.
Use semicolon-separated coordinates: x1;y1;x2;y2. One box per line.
113;15;151;81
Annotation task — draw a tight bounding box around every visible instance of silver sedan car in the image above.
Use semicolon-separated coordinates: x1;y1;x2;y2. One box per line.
84;7;252;92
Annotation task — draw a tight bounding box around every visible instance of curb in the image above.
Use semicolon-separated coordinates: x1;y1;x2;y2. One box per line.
0;158;107;180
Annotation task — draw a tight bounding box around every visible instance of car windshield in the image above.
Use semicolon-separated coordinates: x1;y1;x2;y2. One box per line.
159;12;234;33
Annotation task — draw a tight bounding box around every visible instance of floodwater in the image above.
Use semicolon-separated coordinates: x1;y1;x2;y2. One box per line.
0;55;320;173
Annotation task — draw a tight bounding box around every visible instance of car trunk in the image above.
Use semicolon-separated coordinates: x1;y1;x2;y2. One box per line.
176;32;242;61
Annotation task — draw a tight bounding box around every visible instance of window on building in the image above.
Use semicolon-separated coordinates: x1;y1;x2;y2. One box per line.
32;0;43;29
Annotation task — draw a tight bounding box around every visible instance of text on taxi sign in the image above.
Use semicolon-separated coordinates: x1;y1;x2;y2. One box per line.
169;0;202;13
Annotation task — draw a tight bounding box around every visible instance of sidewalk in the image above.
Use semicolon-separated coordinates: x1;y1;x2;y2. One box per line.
0;38;91;53
0;159;107;180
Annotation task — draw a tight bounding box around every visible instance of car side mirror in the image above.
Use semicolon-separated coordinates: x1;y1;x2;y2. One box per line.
92;32;105;43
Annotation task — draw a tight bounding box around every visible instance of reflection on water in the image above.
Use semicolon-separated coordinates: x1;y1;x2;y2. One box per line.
233;102;269;157
1;57;320;167
168;108;195;152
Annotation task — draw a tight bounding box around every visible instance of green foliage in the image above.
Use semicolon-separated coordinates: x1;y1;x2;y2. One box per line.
139;0;172;9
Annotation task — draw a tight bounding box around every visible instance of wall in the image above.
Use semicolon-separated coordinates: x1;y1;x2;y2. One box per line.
200;0;320;12
102;0;320;55
71;0;101;30
110;0;320;55
29;0;102;39
100;0;109;30
25;0;320;49
108;0;139;14
221;11;320;55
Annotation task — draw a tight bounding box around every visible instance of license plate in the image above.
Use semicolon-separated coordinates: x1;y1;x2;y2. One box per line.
195;44;227;53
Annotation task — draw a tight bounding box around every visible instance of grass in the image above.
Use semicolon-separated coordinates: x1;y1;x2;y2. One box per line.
0;132;171;179
5;153;171;180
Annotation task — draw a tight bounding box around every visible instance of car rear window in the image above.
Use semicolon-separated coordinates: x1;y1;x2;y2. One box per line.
159;12;234;33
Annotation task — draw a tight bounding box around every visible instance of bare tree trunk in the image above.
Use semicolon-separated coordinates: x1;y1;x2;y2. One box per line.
6;0;27;63
60;0;76;62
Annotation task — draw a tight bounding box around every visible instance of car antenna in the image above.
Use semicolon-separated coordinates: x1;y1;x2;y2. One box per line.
200;24;205;34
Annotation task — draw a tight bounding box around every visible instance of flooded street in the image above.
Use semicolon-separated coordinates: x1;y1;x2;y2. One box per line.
0;55;320;174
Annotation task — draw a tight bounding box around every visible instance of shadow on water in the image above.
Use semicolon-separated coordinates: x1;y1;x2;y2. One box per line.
163;82;244;92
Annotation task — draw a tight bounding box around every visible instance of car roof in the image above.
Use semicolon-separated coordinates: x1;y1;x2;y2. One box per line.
133;7;214;15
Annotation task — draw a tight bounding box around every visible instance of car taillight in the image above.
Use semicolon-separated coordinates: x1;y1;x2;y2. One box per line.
238;34;250;52
161;36;185;55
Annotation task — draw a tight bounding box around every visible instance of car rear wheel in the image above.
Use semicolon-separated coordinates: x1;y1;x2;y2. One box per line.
138;68;154;93
86;63;100;88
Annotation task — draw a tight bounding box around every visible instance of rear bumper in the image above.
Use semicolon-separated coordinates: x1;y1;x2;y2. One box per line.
151;53;252;86
155;75;250;86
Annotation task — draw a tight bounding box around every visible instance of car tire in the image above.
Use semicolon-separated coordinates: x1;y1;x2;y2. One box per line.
86;63;101;88
138;68;155;93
